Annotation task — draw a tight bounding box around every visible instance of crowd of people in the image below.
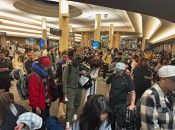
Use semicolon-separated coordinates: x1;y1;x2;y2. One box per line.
0;43;175;130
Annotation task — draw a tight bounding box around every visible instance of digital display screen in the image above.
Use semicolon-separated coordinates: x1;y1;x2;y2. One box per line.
29;38;35;42
91;41;100;49
40;40;45;48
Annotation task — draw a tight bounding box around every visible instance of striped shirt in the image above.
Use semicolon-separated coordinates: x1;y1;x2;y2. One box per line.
141;83;175;130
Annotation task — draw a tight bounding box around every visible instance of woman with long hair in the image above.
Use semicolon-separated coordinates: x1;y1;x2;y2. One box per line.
70;95;112;130
133;58;153;101
0;89;27;130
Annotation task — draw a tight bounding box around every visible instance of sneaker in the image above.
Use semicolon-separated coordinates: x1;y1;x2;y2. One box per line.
72;114;77;121
66;122;70;129
102;78;106;82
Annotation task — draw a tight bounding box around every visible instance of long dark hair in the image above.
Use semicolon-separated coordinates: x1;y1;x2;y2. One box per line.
79;95;111;130
0;90;11;123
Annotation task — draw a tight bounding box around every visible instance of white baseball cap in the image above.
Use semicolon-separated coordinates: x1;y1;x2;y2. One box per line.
159;65;175;80
115;62;126;72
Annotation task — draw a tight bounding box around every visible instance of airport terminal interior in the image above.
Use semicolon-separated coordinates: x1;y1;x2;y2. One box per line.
0;0;175;130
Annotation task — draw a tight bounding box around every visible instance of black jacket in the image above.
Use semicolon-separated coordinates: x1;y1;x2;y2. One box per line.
0;59;13;79
0;104;27;130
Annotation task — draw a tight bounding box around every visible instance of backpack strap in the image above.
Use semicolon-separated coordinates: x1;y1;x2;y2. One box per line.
123;75;129;89
68;64;71;76
29;72;40;84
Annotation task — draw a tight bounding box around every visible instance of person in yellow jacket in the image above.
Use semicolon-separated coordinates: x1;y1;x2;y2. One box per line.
145;52;151;60
102;49;112;81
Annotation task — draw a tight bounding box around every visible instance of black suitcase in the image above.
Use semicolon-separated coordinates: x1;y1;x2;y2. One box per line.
114;104;136;130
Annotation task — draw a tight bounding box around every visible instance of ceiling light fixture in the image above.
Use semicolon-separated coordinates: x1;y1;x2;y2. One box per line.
147;18;161;40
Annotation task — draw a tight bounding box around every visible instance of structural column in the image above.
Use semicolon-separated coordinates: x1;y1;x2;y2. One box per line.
115;32;121;49
85;32;89;47
69;25;72;46
108;24;114;49
81;32;85;47
72;35;75;46
42;18;47;46
88;33;93;47
164;44;168;51
0;36;6;47
141;37;146;51
94;14;101;42
172;43;175;58
159;44;164;51
59;0;69;52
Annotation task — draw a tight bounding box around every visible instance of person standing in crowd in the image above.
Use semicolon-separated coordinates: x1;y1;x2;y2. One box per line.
56;52;68;118
41;46;48;56
70;95;112;130
48;48;56;71
33;47;41;60
112;52;122;63
23;51;35;74
1;46;10;59
106;62;135;110
24;45;32;55
105;62;135;130
0;52;13;92
131;55;139;72
9;47;14;62
62;53;91;129
155;57;169;72
141;65;175;129
102;48;112;81
0;90;28;130
84;59;100;103
133;58;153;101
28;56;52;129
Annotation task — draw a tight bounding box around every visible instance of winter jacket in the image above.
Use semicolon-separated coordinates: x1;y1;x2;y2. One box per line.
28;73;52;110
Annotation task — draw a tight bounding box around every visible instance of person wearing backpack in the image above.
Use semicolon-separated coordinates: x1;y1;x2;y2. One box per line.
105;62;136;130
28;56;53;129
141;65;175;130
62;53;91;129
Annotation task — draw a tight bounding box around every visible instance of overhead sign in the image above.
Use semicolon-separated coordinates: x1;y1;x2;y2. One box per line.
50;28;62;36
69;32;75;37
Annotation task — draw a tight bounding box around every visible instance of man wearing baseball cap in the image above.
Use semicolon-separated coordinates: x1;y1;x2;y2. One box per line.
105;62;135;130
141;65;175;129
28;56;52;129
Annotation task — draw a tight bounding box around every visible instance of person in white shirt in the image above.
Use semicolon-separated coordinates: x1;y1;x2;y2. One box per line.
84;60;100;103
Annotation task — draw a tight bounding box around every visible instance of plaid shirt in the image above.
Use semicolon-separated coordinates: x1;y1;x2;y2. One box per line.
141;83;175;130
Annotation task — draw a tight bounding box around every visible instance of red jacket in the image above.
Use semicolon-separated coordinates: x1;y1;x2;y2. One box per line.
28;74;52;110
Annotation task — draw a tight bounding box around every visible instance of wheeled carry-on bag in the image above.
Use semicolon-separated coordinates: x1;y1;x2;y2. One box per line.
114;104;136;130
